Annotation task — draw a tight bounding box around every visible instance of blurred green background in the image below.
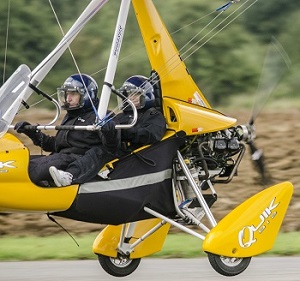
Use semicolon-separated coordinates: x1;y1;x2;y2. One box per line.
0;0;299;110
1;232;300;261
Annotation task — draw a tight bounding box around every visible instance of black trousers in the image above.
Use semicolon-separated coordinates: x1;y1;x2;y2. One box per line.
66;146;116;184
29;153;81;186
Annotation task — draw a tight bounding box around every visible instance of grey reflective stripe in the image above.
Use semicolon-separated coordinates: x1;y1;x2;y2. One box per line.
78;169;172;194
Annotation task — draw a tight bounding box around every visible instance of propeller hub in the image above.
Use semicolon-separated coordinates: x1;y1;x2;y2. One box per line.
236;124;256;143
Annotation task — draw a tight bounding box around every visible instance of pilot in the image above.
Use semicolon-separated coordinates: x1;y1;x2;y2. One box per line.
49;75;166;186
15;74;118;186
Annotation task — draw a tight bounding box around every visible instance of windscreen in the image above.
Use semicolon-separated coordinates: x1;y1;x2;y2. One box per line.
0;64;31;138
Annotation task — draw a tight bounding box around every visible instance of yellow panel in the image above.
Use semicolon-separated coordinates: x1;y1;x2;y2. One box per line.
202;181;293;257
164;97;236;134
0;133;78;212
131;219;170;258
93;225;121;258
132;0;211;108
93;218;170;258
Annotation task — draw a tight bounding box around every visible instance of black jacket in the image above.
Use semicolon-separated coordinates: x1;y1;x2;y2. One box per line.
31;109;115;155
117;107;166;154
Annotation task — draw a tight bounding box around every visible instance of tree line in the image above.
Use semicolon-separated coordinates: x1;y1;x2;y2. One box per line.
0;0;299;108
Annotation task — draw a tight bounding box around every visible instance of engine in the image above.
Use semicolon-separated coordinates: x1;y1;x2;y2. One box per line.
176;126;248;190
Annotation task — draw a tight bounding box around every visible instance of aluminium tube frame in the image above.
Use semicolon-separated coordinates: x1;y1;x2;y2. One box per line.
97;0;132;120
176;150;217;227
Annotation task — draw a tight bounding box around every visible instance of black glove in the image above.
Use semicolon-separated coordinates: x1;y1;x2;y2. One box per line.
100;120;120;154
101;121;117;140
14;121;32;134
122;126;136;140
14;121;42;144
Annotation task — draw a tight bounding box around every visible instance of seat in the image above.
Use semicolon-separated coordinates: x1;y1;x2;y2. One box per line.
149;70;163;115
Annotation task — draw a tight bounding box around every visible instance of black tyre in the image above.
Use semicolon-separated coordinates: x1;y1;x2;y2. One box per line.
97;254;141;277
207;252;251;276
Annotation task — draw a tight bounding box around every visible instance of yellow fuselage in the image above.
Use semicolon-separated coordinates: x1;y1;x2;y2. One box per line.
0;133;78;212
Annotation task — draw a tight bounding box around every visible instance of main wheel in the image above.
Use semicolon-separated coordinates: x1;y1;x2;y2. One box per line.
207;252;251;276
97;254;141;277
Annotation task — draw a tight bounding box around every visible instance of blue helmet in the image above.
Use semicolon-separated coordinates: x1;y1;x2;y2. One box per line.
57;73;98;111
120;75;155;111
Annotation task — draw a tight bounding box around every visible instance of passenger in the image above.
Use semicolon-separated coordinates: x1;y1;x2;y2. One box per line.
49;75;166;186
15;74;118;186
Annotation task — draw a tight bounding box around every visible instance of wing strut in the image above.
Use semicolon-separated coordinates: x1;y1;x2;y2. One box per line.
97;0;131;120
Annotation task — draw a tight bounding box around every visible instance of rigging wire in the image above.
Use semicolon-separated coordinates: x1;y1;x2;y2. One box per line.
47;0;84;87
171;10;216;35
178;12;224;58
55;0;256;122
146;0;256;91
47;0;101;121
145;10;226;87
182;0;258;61
20;0;258;121
8;1;105;124
90;9;217;78
89;5;233;120
108;0;258;119
2;0;11;85
99;0;258;118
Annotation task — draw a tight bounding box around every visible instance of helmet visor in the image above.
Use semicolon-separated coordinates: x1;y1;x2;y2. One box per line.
120;84;145;110
57;87;84;110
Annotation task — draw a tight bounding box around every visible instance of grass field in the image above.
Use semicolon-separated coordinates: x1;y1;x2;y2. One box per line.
0;232;299;261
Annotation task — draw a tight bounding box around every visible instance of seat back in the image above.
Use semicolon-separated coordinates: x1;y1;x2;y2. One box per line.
149;70;163;114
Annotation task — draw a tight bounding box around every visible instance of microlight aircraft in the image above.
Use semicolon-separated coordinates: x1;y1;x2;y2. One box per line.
0;0;293;277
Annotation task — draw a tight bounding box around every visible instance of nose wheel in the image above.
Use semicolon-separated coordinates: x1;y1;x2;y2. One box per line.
97;253;141;277
207;252;251;276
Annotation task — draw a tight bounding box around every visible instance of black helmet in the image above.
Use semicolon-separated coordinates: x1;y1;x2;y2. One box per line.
119;75;155;111
57;73;98;111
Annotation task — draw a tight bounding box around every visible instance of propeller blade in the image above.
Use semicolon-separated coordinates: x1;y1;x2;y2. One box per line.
249;36;291;125
246;37;290;185
247;139;272;185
